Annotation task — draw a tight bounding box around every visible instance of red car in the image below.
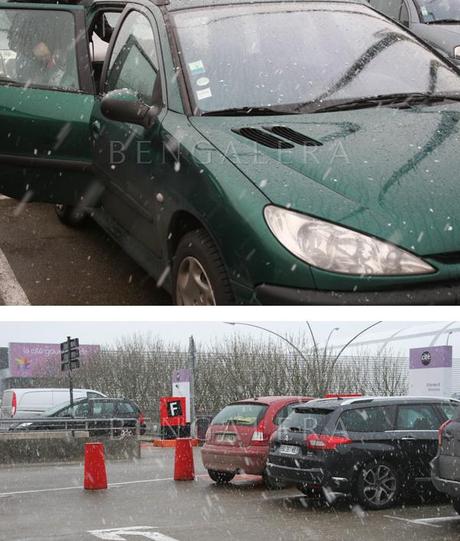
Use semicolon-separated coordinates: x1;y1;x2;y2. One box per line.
201;396;313;487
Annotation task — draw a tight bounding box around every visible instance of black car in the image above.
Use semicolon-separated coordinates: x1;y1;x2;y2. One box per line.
431;405;460;514
267;396;459;509
10;397;146;437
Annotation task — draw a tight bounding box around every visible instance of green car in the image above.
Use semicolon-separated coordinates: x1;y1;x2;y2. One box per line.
1;0;460;305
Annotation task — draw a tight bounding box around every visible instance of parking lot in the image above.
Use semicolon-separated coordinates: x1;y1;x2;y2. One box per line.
1;446;459;541
0;197;171;305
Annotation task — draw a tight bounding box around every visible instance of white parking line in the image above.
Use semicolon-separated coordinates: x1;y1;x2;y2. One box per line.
89;526;179;540
0;475;209;498
0;247;30;305
385;514;460;528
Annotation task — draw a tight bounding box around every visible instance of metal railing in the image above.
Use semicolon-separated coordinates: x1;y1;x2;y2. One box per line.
0;416;142;440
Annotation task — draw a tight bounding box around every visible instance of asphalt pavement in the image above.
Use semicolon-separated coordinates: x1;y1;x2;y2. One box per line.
1;446;459;541
0;198;171;305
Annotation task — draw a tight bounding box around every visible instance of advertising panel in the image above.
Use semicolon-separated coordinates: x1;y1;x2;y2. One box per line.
8;342;100;377
408;345;452;397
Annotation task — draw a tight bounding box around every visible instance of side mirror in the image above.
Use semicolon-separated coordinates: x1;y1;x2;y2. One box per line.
101;89;158;129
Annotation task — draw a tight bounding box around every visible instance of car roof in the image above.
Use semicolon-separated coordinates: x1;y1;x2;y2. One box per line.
235;396;313;405
303;396;460;409
166;0;359;11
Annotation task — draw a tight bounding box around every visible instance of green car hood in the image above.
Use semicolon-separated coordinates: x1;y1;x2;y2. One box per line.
190;104;460;257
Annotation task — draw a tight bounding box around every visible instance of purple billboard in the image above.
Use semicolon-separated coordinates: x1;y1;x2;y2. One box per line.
8;342;100;377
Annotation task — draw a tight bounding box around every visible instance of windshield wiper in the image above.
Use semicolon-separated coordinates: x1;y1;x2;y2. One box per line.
201;106;295;116
426;19;460;24
309;93;460;113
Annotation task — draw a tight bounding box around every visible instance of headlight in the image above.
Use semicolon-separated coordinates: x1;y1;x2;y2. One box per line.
264;205;435;275
454;46;460;59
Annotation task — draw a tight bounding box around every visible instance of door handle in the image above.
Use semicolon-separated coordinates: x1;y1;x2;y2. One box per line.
401;436;416;440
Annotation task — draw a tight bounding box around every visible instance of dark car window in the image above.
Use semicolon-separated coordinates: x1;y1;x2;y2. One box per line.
116;401;138;415
173;3;460;114
396;404;440;430
337;406;394;433
92;400;116;417
211;403;268;426
282;408;335;433
0;8;79;90
415;0;460;23
369;0;403;19
105;10;159;105
273;403;305;425
438;402;460;421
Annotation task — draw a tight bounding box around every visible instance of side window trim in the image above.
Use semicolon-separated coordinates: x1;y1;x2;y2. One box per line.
99;4;166;108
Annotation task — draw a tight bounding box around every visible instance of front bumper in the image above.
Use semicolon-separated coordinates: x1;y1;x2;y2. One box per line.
255;280;460;305
201;444;268;475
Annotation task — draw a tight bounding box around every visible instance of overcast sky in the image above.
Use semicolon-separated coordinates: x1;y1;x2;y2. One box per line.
0;320;459;355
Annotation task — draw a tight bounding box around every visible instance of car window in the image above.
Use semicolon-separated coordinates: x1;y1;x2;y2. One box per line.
116;401;138;415
211;403;268;426
396;404;440;430
337;406;394;433
0;8;79;90
439;402;460;420
273;403;302;426
105;11;159;105
92;400;116;417
282;408;335;433
173;3;460;114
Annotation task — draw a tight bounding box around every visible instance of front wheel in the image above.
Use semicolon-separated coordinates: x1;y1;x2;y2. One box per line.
172;229;233;305
452;498;460;514
208;470;235;485
355;462;400;510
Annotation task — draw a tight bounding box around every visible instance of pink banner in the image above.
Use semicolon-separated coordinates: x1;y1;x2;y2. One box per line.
8;342;100;377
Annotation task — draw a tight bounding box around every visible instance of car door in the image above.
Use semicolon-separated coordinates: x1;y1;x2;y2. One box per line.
0;2;100;205
91;5;168;258
394;403;442;481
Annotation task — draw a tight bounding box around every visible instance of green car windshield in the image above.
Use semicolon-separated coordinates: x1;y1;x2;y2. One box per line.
415;0;460;23
172;2;460;114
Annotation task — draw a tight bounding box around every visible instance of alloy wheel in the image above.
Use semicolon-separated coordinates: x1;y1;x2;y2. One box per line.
175;256;217;305
361;464;397;507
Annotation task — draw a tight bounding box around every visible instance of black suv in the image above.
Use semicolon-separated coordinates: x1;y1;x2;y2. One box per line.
267;396;459;509
11;397;146;437
431;405;460;514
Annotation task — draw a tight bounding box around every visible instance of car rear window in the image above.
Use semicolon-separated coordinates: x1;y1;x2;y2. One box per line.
281;408;334;433
337;406;394;433
211;403;268;427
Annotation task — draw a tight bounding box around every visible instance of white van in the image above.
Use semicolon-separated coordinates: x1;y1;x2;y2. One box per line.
0;388;106;418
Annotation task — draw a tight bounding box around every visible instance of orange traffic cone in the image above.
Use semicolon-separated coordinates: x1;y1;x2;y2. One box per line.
174;438;195;481
84;442;108;490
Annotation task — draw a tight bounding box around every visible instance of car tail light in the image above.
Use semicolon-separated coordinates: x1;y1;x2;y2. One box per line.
11;392;17;417
138;412;145;425
305;434;353;451
251;420;269;445
438;420;452;446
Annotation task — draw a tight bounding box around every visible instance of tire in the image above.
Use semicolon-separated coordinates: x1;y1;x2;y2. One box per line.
55;204;88;227
172;229;234;305
262;469;286;490
355;462;400;510
208;470;235;485
453;498;460;514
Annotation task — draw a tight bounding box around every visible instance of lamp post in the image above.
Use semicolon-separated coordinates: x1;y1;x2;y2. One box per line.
331;321;382;365
224;322;309;364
